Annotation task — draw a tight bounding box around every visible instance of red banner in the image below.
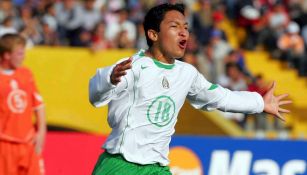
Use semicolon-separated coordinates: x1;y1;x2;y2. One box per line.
43;132;106;175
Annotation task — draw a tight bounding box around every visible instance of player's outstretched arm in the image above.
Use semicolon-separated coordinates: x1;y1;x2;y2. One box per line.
263;81;292;121
110;58;132;85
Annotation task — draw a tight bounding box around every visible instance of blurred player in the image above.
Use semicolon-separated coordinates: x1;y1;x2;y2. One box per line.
0;34;46;175
89;3;291;175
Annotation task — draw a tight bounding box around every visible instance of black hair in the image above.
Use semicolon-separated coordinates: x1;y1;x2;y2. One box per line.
143;3;185;47
225;62;242;76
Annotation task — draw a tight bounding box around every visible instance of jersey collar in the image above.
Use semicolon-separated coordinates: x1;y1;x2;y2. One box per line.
138;50;175;70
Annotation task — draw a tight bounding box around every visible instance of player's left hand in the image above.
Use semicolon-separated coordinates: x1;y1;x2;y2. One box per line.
32;133;45;155
263;81;292;121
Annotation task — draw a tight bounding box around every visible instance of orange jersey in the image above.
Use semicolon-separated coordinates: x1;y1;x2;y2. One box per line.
0;67;43;142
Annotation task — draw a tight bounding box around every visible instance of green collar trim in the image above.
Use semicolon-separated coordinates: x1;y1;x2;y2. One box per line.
208;84;218;90
152;59;175;70
138;51;145;57
138;50;175;70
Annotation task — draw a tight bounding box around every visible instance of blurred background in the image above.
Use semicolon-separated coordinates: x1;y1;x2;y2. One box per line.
1;0;307;174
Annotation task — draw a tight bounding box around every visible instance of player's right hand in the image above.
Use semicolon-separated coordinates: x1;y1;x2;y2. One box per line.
110;58;132;85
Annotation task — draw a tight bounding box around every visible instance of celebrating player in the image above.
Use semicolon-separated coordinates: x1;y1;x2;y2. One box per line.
89;3;291;175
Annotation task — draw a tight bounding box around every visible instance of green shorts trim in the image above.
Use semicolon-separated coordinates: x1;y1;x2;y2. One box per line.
92;151;172;175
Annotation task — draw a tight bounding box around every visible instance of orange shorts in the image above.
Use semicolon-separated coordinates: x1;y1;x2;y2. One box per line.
0;141;44;175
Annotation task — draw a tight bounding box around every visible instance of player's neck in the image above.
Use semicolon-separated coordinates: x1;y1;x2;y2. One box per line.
145;47;175;64
0;65;15;75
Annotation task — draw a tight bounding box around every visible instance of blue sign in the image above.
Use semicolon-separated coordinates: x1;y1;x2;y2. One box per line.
170;136;307;175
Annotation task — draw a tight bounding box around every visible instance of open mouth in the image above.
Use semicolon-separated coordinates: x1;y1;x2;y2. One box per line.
179;40;187;49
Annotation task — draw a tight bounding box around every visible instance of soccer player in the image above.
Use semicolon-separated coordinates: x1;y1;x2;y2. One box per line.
89;3;291;175
0;34;46;175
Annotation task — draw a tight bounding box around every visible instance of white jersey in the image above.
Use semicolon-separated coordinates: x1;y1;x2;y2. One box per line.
89;49;264;166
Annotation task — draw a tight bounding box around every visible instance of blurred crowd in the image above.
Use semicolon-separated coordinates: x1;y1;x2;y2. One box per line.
1;0;305;136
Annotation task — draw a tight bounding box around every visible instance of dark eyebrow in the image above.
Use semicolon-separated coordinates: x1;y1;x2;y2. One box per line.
168;21;189;26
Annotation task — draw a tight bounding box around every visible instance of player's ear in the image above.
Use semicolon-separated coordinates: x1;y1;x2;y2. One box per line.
147;29;158;42
2;52;11;60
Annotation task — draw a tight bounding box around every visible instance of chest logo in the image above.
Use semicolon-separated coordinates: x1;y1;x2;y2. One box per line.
162;76;170;89
7;80;28;113
147;96;176;127
141;65;148;70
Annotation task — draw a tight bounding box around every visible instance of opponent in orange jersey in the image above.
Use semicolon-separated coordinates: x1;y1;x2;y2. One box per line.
0;33;46;175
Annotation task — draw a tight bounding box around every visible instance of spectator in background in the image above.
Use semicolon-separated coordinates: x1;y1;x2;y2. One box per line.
210;7;228;42
191;0;213;46
12;0;26;7
77;28;92;47
114;30;135;49
55;0;84;46
31;0;49;18
185;32;199;53
105;7;136;46
126;0;145;23
238;4;262;50
263;3;290;52
0;0;18;23
82;0;101;32
218;62;247;92
40;3;59;46
0;16;17;37
199;45;215;81
91;21;113;51
182;51;198;67
224;49;251;77
16;5;42;47
294;1;307;46
42;3;58;33
248;74;268;98
40;21;59;46
277;21;305;75
0;33;46;175
104;0;122;34
209;29;232;82
185;32;214;81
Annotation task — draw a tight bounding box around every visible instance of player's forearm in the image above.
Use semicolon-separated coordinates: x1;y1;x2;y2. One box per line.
35;107;46;138
35;107;46;154
218;88;264;114
190;85;264;114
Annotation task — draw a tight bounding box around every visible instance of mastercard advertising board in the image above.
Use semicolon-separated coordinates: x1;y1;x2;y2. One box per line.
169;136;307;175
169;146;203;174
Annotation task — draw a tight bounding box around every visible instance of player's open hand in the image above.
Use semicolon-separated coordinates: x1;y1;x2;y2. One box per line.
110;58;132;85
263;81;292;121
